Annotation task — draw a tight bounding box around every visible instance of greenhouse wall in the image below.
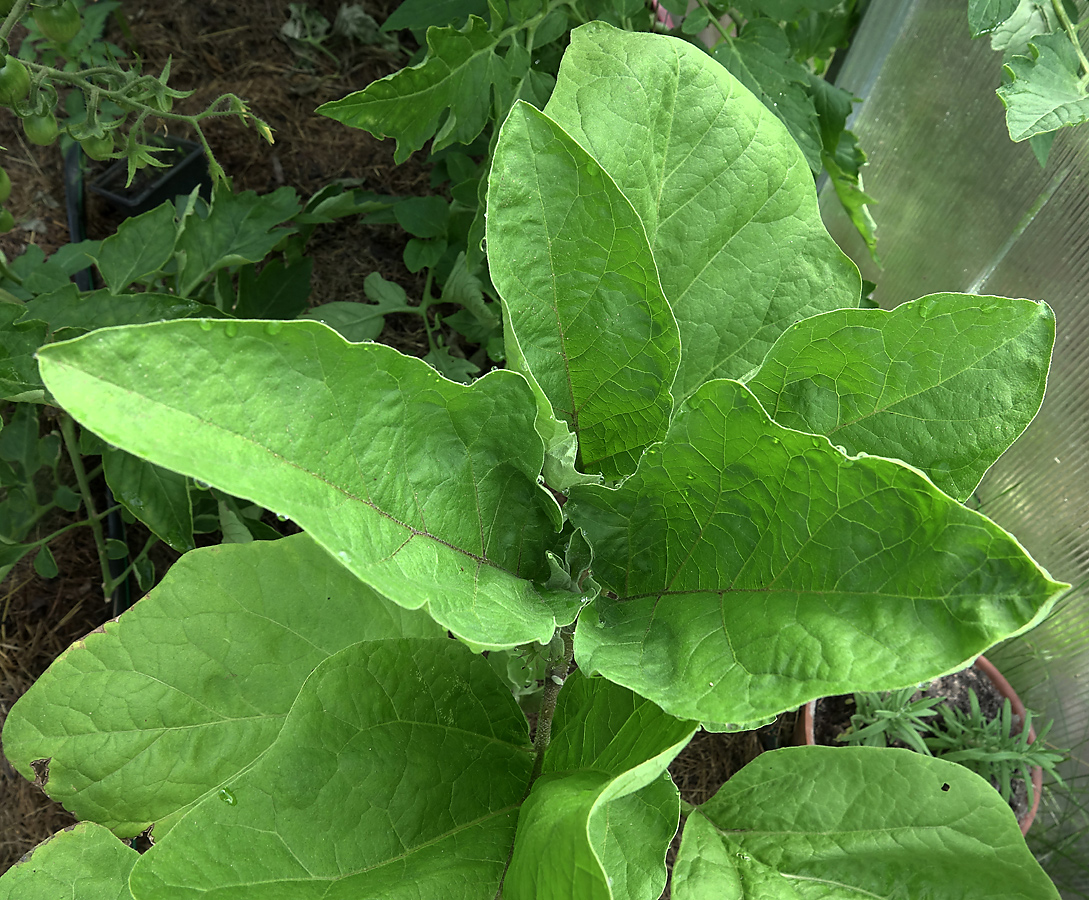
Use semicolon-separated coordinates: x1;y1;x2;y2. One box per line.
819;0;1089;890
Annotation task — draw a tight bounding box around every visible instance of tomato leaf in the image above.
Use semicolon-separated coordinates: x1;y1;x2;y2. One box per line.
317;16;505;163
997;30;1089;141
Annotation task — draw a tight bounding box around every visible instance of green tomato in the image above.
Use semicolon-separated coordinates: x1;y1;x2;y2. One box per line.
0;56;30;107
23;111;58;146
0;168;10;205
32;1;81;43
80;133;114;161
0;208;14;233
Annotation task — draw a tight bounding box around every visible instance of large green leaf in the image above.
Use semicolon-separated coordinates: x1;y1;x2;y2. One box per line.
128;638;533;900
0;822;137;900
505;672;697;899
541;23;860;403
746;293;1055;500
317;15;504;163
997;30;1089;141
488;101;680;478
672;746;1061;899
37;320;583;648
1;535;444;838
569;378;1067;725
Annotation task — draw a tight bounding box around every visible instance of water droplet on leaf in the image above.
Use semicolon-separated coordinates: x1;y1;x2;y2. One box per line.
198;319;213;332
217;788;236;805
224;322;240;338
265;321;284;336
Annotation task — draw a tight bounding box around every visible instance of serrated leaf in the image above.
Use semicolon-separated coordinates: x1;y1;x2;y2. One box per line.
176;187;301;296
488;101;680;478
90;202;177;293
318;15;504;163
969;0;1019;36
1;535;445;837
672;747;1060;899
990;0;1056;56
0;402;46;475
747;294;1054;499
541;23;860;404
822;138;879;263
394;194;450;237
0;304;46;401
568;378;1067;725
0;822;137;900
234;257;313;319
37;320;583;648
22;286;201;331
501;671;697;900
299;301;387;341
997;30;1089;141
381;0;488;31
103;448;194;552
711;21;823;172
405;236;448;272
128;638;533;899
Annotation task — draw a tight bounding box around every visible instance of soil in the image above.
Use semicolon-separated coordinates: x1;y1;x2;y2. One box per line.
811;666;1032;822
656;711;799;899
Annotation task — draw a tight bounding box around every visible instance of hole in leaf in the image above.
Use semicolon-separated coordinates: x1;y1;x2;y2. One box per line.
30;757;51;787
941;783;951;792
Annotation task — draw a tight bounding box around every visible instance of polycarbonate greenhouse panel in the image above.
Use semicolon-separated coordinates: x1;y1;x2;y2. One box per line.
818;0;1089;892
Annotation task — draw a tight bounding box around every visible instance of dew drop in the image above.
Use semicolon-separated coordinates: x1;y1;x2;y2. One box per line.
224;321;240;338
198;319;213;332
195;479;211;490
265;320;284;336
276;514;288;522
917;296;939;319
686;473;695;480
217;788;237;805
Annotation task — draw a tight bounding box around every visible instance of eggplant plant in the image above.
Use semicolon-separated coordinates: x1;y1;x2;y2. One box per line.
0;23;1068;899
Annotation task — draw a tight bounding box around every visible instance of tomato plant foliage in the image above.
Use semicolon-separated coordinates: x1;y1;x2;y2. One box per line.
0;24;1067;899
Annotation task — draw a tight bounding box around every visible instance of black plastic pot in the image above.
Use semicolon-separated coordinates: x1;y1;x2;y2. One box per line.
88;136;211;217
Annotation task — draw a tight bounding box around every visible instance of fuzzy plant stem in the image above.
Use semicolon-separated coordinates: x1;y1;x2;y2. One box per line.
58;414;114;600
493;627;576;897
527;627;576;785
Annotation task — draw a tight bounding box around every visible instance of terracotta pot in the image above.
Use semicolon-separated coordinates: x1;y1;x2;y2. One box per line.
794;656;1043;835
